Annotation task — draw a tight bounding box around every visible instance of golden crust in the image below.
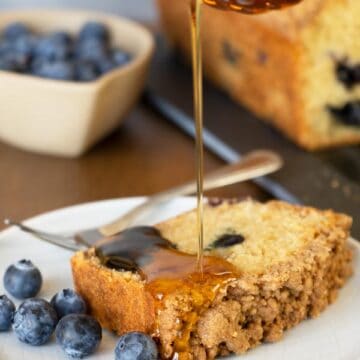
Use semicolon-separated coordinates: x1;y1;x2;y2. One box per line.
71;250;155;334
71;199;353;359
156;0;360;150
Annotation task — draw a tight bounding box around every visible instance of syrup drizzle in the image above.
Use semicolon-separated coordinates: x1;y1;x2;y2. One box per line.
96;226;236;283
96;0;303;358
191;0;205;273
95;227;238;360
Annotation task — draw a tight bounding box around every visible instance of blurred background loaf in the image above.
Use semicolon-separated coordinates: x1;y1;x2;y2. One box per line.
157;0;360;150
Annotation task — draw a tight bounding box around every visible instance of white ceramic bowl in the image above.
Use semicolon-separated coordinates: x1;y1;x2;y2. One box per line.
0;10;154;157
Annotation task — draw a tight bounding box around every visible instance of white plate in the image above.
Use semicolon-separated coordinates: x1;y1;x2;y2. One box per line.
0;197;359;360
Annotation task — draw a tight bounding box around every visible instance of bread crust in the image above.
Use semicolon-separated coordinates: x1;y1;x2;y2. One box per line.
156;0;360;150
71;200;353;359
72;250;155;334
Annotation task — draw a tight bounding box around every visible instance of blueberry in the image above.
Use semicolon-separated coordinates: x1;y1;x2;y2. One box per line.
75;61;99;82
0;295;15;331
96;56;116;74
51;289;87;318
56;314;102;358
13;35;38;58
13;298;58;346
0;41;12;55
115;332;158;360
353;65;360;83
336;62;354;88
336;60;360;89
34;34;72;61
210;234;245;249
329;101;360;127
32;60;75;81
29;56;43;73
0;56;16;71
112;49;131;67
3;22;30;41
0;41;29;71
3;260;42;299
78;21;109;43
75;37;108;63
0;53;24;71
50;31;73;46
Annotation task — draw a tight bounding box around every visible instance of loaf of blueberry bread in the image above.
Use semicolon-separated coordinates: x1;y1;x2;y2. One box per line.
71;199;353;359
156;0;360;150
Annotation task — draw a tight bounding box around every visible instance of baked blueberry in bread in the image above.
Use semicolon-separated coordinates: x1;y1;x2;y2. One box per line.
156;0;360;149
71;199;353;359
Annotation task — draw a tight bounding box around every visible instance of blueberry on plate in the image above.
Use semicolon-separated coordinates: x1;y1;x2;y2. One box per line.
13;298;58;346
3;259;42;299
0;295;16;331
56;314;102;359
78;21;109;43
51;289;87;319
115;332;158;360
3;22;30;41
32;60;75;81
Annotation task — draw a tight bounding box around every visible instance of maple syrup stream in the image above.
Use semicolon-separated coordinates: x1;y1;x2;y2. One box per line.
192;0;302;273
190;0;205;273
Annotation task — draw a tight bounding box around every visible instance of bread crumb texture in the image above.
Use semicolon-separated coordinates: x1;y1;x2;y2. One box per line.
72;200;353;359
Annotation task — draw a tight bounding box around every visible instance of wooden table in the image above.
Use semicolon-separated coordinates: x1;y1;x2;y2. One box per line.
0;99;266;230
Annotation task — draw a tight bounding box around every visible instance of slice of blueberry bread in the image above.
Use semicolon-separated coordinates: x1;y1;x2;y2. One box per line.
157;0;360;149
71;199;353;359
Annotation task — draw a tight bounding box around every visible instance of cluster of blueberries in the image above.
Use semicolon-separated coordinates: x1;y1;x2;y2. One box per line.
0;259;158;359
0;21;132;82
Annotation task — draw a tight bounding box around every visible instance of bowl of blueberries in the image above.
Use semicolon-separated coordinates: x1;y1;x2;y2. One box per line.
0;10;154;157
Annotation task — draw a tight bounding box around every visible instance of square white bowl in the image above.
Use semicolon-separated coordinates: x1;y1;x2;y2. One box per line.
0;9;154;157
